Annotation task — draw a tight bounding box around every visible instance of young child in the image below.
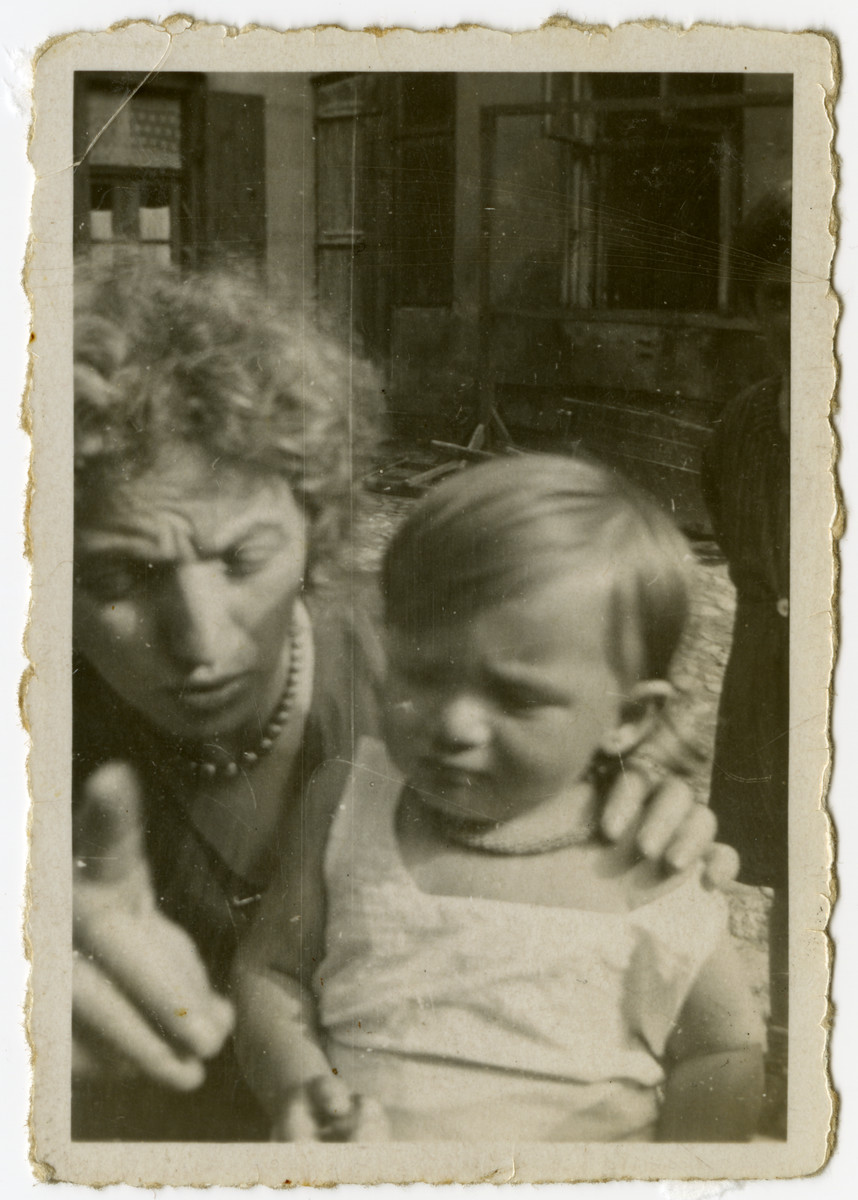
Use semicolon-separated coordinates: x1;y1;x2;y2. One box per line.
233;454;764;1143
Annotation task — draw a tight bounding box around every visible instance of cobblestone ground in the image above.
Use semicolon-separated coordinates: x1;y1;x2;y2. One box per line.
352;488;779;1126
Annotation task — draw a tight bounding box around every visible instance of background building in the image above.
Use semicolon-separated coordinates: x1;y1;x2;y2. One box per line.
73;70;792;530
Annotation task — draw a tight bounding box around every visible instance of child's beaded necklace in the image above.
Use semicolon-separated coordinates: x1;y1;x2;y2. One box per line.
416;780;603;856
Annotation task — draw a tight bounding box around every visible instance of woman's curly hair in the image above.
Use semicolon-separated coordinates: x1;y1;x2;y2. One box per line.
74;261;382;571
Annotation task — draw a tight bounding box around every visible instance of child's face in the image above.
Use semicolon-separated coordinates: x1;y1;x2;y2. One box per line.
383;572;633;824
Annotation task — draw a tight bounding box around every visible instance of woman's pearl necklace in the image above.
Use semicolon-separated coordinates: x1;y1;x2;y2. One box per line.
183;620;305;780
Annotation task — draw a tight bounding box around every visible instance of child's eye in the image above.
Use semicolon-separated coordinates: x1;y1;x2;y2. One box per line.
496;683;564;714
496;686;540;712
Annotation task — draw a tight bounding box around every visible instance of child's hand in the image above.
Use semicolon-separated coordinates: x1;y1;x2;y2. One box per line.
272;1076;389;1142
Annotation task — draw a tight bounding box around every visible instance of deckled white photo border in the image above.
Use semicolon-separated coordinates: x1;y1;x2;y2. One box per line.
22;16;837;1187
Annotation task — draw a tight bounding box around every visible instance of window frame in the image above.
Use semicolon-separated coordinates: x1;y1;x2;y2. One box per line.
73;72;203;266
478;78;792;328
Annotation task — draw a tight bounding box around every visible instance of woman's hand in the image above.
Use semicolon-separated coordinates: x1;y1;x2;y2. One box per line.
599;733;740;887
271;1075;389;1142
73;761;235;1090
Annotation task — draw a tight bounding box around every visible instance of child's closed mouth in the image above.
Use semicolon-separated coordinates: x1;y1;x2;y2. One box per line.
418;758;491;787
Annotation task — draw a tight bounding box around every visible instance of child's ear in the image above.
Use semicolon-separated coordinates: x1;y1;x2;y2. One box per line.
599;680;674;757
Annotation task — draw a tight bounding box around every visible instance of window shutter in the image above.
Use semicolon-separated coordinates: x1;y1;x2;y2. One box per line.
196;91;266;266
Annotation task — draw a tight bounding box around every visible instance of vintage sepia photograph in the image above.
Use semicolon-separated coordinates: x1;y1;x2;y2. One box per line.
24;18;836;1187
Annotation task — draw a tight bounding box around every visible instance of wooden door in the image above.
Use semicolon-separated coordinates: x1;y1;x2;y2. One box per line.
313;74;393;361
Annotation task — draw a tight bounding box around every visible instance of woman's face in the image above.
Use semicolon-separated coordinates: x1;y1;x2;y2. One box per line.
74;442;306;745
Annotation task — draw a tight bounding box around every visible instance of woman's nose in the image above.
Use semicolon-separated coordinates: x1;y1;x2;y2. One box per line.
432;694;491;751
161;564;230;668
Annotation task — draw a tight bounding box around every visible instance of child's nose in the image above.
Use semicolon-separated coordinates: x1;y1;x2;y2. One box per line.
433;695;491;751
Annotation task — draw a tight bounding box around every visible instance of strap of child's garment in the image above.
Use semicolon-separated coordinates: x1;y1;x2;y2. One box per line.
631;862;728;966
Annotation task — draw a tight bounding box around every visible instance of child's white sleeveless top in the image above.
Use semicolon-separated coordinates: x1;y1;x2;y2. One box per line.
315;738;728;1142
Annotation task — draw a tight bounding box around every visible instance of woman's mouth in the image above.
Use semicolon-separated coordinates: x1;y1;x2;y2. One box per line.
170;673;252;711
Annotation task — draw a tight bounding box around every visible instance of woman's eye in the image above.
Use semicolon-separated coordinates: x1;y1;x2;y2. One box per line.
392;664;438;691
223;544;274;577
75;560;156;601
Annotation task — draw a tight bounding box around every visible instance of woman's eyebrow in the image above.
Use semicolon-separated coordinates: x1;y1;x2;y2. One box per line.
195;520;291;556
75;520;290;560
218;520;290;542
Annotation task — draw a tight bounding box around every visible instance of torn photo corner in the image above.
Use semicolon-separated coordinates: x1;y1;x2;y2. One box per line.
25;17;837;1187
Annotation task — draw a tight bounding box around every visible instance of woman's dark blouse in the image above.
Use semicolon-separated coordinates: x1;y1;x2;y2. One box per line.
71;582;384;1141
701;376;789;888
